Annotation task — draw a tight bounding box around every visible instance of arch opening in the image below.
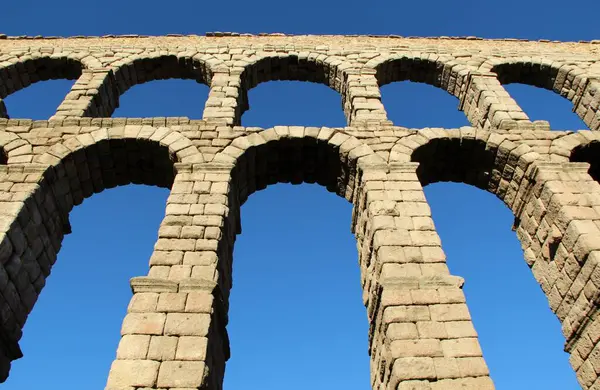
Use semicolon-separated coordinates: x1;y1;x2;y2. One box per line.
112;78;209;119
47;137;177;213
423;182;579;389
571;141;600;182
3;184;169;390
411;138;496;190
493;62;589;130
241;81;346;128
109;55;213;117
0;136;179;385
503;83;588;130
3;79;76;120
374;57;468;127
493;62;559;91
376;57;451;90
223;136;370;389
0;57;83;119
231;134;362;205
237;56;347;125
380;81;470;128
225;183;370;389
412;138;579;388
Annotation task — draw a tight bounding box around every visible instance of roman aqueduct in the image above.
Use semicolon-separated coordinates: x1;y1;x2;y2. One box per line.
0;33;599;389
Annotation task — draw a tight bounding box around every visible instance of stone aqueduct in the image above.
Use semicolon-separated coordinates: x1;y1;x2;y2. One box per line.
0;32;598;389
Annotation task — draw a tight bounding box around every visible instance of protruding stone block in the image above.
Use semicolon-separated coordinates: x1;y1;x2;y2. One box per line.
130;277;178;293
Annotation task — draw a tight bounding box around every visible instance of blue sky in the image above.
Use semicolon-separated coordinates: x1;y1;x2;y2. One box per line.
2;1;599;389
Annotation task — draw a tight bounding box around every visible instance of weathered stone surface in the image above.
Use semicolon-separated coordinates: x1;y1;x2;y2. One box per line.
116;335;150;360
147;336;178;361
157;361;207;387
0;33;598;390
392;357;436;380
157;292;187;312
122;313;166;335
176;336;208;361
105;360;159;388
164;313;211;336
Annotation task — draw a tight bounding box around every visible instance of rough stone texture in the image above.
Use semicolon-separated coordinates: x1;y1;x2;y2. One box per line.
0;33;598;389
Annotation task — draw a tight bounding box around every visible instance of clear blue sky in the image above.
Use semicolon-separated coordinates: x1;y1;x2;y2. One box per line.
2;1;598;389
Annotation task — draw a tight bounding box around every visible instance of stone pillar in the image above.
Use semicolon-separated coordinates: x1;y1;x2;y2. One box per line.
105;162;237;390
202;71;241;126
460;73;549;131
50;69;116;120
513;161;600;389
353;162;494;389
347;71;391;126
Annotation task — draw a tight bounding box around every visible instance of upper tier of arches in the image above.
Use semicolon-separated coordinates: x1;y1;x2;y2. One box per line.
0;49;596;130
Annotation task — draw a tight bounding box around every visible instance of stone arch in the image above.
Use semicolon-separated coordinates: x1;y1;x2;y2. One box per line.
482;57;599;130
390;129;600;389
101;53;218;117
213;126;384;204
33;126;202;212
0;55;88;119
393;130;600;388
390;128;539;214
368;53;469;98
233;54;353;125
206;127;383;386
397;131;543;278
480;56;583;95
0;126;203;379
0;132;33;164
552;131;600;181
549;131;592;162
362;53;472;127
571;141;600;181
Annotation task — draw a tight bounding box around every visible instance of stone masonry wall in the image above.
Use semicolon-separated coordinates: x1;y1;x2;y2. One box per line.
0;33;598;389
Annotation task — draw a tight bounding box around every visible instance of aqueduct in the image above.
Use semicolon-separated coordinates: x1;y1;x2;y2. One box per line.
0;33;599;389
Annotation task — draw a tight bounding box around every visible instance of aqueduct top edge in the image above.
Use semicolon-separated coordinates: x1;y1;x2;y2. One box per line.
1;32;600;45
0;34;599;54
